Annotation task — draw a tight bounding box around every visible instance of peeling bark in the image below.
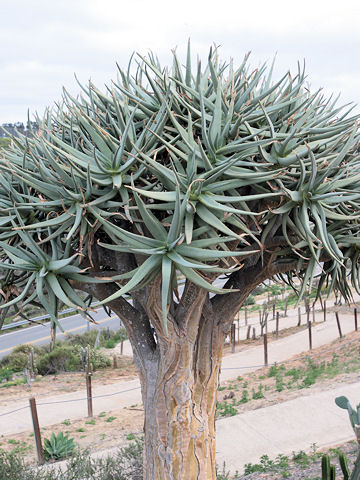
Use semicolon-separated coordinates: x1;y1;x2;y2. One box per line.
141;309;224;480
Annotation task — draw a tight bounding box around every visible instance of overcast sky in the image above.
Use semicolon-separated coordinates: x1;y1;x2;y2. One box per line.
1;0;359;124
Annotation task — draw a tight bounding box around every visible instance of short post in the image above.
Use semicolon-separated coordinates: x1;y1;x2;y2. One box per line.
86;373;93;418
113;355;118;369
272;303;275;320
335;312;343;338
284;297;289;317
29;397;44;465
305;297;309;318
252;327;256;340
306;303;310;325
275;311;279;339
246;325;251;339
263;332;268;366
231;323;236;353
323;301;327;322
355;308;358;332
297;307;301;326
307;318;312;351
120;336;124;355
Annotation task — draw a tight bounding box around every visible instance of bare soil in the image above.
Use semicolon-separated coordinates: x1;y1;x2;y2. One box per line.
219;331;360;416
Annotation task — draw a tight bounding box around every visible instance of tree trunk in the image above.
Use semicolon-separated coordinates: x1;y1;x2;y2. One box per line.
140;311;225;480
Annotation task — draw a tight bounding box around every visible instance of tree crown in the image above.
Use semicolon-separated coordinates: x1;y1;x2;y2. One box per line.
1;44;360;332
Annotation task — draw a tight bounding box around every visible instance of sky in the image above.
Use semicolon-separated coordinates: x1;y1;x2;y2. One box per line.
0;0;360;124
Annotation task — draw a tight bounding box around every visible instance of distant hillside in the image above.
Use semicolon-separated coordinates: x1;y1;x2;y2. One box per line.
0;121;38;138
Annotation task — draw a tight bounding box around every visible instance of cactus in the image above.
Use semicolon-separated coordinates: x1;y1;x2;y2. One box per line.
80;345;91;373
335;396;360;479
322;454;331;480
321;455;336;480
335;396;360;431
339;453;350;480
27;346;37;379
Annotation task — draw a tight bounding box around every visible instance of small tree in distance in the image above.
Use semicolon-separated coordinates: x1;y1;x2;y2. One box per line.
1;44;360;479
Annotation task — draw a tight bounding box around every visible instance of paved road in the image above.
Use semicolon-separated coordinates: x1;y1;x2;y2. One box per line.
0;279;230;358
0;308;123;359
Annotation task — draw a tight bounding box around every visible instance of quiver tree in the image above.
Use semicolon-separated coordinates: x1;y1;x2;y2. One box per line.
1;44;360;479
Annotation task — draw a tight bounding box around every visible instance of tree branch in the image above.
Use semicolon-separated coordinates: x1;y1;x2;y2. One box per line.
74;280;157;369
211;253;298;325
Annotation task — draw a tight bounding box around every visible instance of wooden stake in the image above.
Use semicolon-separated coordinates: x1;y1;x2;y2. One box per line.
231;323;236;353
306;303;310;325
272;303;275;320
120;336;124;355
113;355;118;369
323;301;327;322
355;308;358;332
276;311;279;339
335;312;343;338
263;332;268;366
284;297;289;317
86;373;93;418
307;318;312;350
246;325;251;339
297;307;301;326
252;327;256;340
29;397;44;465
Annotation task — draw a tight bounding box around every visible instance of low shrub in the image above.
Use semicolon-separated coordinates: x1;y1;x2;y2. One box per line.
0;439;143;480
88;347;111;370
36;345;110;375
36;345;81;375
245;295;255;305
0;366;14;382
67;327;127;349
0;333;112;377
1;345;42;373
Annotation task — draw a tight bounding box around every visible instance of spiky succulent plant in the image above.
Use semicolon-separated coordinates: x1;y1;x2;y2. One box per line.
1;44;360;332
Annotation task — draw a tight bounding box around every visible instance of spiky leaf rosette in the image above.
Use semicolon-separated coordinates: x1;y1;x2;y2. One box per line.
1;44;360;331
